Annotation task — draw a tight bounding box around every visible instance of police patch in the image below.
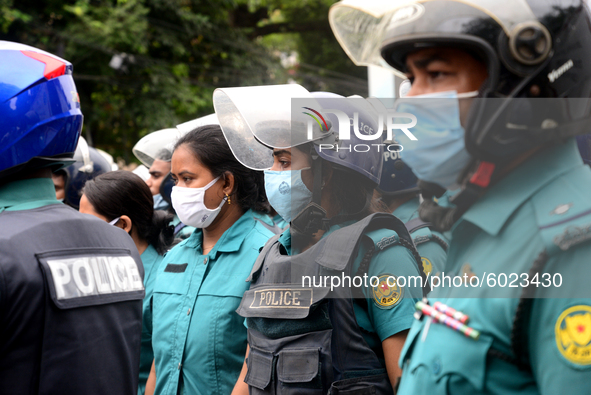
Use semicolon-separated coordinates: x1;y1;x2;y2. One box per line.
421;257;433;276
555;305;591;366
37;248;144;309
250;288;313;309
372;274;403;309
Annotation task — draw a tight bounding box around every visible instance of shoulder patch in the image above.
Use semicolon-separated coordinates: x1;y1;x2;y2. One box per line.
421;257;433;276
364;228;400;251
371;274;403;309
555;305;591;367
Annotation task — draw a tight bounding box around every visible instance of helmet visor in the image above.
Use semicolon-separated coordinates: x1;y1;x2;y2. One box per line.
132;128;181;167
213;84;325;170
329;0;538;74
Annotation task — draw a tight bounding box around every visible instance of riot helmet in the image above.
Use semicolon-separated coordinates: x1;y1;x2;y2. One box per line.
330;0;591;163
213;84;382;235
0;41;83;179
61;137;111;209
132;128;180;168
377;142;419;197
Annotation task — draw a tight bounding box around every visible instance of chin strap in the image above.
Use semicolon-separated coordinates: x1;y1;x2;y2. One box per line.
419;161;497;232
291;150;373;238
291;151;330;238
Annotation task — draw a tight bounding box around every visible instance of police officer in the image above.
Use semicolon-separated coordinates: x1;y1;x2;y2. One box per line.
133;127;195;238
146;125;276;395
376;143;447;278
52;135;112;209
330;0;591;393
214;85;426;394
0;41;144;394
133;128;179;210
80;170;176;395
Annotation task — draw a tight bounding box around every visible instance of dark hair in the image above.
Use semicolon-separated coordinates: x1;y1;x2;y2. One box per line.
174;124;270;213
83;170;175;255
155;148;172;162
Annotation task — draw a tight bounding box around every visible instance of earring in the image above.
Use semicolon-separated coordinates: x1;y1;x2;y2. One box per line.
226;193;231;205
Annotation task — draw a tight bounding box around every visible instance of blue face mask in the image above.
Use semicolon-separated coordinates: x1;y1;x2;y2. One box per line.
264;168;313;224
153;193;168;210
396;90;477;190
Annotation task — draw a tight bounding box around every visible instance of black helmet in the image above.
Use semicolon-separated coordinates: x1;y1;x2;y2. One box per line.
62;137;111;209
330;0;591;163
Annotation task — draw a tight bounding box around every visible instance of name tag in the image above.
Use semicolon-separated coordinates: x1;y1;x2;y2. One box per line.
250;288;313;309
38;249;145;309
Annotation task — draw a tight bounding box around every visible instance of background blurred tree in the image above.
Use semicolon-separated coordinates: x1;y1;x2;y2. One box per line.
1;0;367;162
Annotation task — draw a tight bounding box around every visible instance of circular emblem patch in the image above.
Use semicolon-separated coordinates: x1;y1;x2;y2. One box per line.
372;274;403;309
278;181;290;195
555;305;591;366
421;257;433;276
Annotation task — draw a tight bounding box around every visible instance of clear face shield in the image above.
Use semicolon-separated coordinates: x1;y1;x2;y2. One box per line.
212;84;329;171
132;128;181;168
132;114;219;168
176;113;219;135
329;0;539;75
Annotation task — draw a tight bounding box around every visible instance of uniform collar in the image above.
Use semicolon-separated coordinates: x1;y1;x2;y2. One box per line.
392;196;420;223
183;209;257;258
457;139;583;236
141;243;160;261
0;178;58;210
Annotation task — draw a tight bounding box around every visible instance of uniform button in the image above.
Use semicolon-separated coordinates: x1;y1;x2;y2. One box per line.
178;362;182;370
204;257;208;265
432;358;441;375
187;308;191;315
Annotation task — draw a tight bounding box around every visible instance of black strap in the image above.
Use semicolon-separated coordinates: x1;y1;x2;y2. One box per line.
405;218;449;252
311;150;323;206
510;250;549;371
405;218;432;233
328;213;429;297
487;250;549;370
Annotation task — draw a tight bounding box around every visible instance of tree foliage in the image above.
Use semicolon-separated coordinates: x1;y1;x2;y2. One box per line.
1;0;366;162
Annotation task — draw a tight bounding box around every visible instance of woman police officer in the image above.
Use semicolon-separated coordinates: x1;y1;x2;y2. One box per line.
145;125;276;395
79;170;175;395
330;1;591;394
213;84;426;394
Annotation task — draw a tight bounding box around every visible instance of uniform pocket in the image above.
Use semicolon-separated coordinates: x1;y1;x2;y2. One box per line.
401;321;492;394
153;265;191;295
245;347;274;393
277;348;322;394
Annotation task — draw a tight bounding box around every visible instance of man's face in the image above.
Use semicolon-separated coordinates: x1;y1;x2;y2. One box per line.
404;47;488;96
146;159;171;196
52;172;66;201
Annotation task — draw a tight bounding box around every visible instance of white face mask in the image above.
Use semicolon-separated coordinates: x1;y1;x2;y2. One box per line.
170;176;226;228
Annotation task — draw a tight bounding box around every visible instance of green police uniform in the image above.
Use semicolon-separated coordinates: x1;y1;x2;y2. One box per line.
0;178;61;213
151;209;274;395
398;140;591;394
138;244;164;395
393;197;448;278
246;220;423;364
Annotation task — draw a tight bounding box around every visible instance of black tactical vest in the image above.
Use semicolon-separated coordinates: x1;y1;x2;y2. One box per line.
0;204;144;395
236;213;426;395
